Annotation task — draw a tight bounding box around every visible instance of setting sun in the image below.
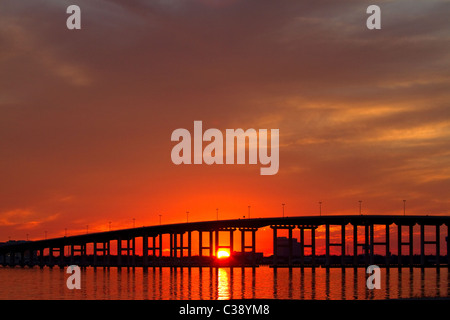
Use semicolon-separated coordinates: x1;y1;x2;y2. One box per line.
217;250;230;259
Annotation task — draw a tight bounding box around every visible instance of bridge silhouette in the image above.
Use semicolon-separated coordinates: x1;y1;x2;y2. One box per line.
1;215;449;268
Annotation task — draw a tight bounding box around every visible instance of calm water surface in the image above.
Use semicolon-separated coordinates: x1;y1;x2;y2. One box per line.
0;266;448;300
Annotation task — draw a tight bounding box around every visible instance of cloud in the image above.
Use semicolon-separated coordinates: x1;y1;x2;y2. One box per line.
0;209;59;229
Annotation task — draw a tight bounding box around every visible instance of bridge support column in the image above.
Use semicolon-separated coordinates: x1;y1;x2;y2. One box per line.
299;228;304;267
117;238;122;267
198;232;203;257
49;248;53;267
288;227;293;267
125;239;131;266
252;229;256;265
188;231;192;258
39;249;44;268
241;229;245;255
180;232;184;258
198;231;214;258
436;225;440;267
325;224;346;267
419;224;441;267
173;234;178;260
272;227;278;266
81;244;87;267
229;230;234;255
398;224;402;267
70;245;74;265
105;241;110;267
364;225;370;266
170;234;174;259
215;230;219;257
372;224;391;267
297;225;318;267
370;224;375;265
19;251;25;267
143;234;148;267
386;224;390;267
239;228;258;266
131;237;136;267
420;224;425;266
148;235;162;261
10;251;15;267
311;227;316;267
93;243;98;266
409;225;414;266
341;224;346;267
59;246;64;267
209;231;214;257
213;228;236;262
325;224;330;267
353;224;358;267
152;236;157;257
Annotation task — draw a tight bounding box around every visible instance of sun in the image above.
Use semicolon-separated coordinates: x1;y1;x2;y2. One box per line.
217;250;230;259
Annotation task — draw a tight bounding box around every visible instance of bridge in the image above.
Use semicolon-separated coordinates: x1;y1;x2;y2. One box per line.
0;215;449;268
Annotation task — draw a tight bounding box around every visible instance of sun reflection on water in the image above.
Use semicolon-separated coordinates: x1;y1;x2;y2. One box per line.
217;268;230;300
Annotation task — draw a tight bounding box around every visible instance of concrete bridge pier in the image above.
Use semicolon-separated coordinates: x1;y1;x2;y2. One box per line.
48;248;54;268
398;224;415;268
58;246;64;268
214;228;236;259
352;224;370;267
239;227;257;265
420;224;442;268
39;249;44;268
93;242;109;267
117;237;122;267
198;231;215;258
143;235;148;267
272;226;278;266
270;225;296;267
325;224;346;268
298;226;317;267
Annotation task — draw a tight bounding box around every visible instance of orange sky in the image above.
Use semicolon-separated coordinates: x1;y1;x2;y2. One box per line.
0;0;449;249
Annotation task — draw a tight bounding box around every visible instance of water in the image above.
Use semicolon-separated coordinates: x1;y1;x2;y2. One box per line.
0;266;448;300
